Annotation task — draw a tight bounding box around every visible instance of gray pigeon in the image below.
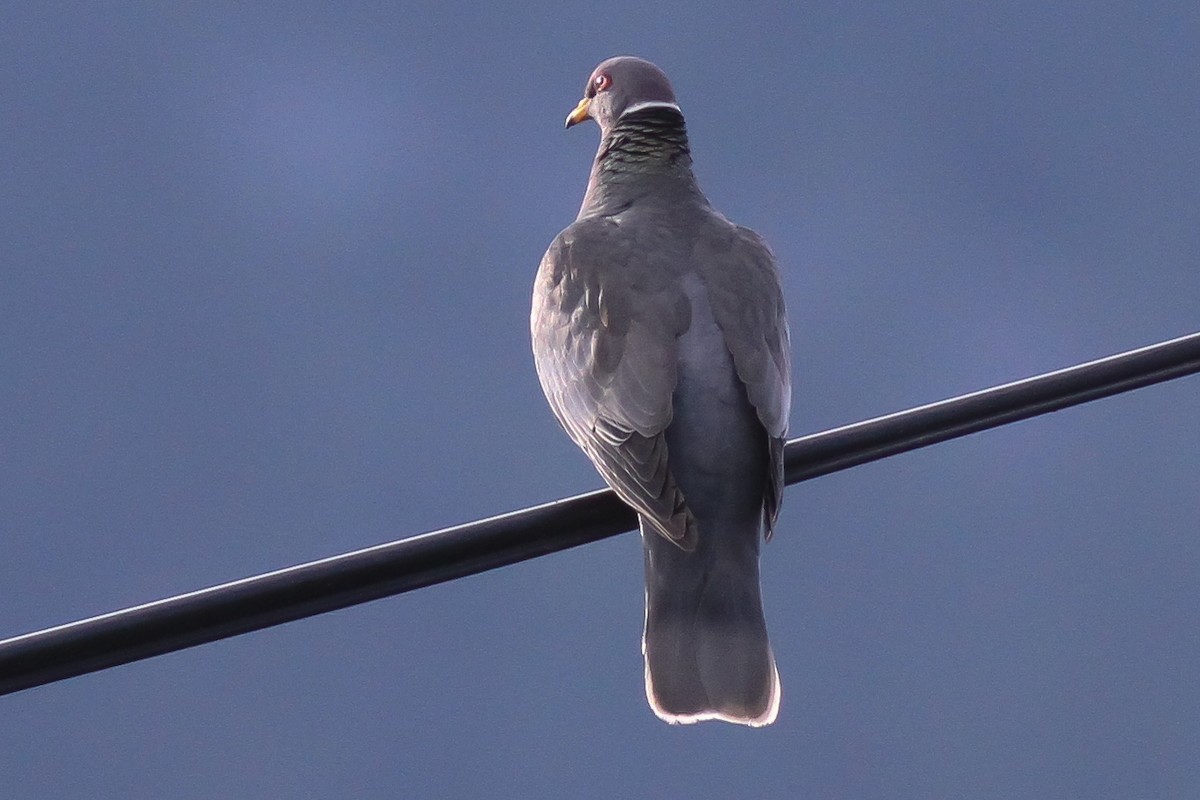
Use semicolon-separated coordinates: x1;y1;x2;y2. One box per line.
531;57;791;726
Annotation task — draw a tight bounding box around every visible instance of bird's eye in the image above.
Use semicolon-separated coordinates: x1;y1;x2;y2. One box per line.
593;73;612;92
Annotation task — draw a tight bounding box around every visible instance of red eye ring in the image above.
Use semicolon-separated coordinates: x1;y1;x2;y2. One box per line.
593;73;611;91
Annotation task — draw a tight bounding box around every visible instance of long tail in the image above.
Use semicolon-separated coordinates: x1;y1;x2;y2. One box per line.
640;516;780;726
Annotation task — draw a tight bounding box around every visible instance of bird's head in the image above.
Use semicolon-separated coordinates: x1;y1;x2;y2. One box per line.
565;56;681;134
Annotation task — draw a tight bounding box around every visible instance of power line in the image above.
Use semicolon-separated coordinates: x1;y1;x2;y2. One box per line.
2;331;1198;697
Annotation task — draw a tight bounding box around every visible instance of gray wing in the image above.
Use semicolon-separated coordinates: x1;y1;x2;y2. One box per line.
531;218;697;548
696;222;792;538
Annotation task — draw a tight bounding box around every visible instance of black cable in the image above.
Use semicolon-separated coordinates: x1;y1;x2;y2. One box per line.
2;331;1199;697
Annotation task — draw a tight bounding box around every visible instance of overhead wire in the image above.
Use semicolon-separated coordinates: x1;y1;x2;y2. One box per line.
2;331;1198;696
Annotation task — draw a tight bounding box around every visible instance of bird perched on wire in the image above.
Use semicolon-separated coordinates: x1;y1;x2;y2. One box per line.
531;56;791;726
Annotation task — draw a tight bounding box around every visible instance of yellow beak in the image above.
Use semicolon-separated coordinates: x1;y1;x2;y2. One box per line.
564;97;591;129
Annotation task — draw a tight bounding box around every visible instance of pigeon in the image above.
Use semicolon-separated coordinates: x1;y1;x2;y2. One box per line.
531;56;791;726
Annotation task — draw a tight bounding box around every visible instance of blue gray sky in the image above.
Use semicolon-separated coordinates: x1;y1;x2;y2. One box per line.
3;3;1199;798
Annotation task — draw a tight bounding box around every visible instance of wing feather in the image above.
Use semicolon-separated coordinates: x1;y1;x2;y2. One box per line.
695;223;792;538
531;219;695;548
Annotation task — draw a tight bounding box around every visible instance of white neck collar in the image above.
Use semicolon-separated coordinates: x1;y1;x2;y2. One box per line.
620;100;682;118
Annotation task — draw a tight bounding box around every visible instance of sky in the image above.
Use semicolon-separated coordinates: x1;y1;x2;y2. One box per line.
2;2;1198;797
